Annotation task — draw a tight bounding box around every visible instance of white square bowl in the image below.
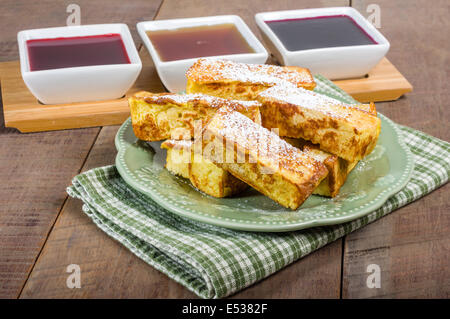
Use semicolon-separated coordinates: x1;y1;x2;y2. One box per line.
18;24;142;104
137;15;269;93
255;7;390;80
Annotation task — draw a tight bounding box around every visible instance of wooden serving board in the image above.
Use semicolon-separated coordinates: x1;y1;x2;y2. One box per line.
1;50;412;133
334;57;413;103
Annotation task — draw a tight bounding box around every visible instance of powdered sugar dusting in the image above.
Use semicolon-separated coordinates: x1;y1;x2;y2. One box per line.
212;106;326;173
186;58;314;87
258;85;372;120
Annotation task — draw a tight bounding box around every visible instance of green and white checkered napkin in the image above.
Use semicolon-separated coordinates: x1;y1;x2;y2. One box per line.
67;76;450;299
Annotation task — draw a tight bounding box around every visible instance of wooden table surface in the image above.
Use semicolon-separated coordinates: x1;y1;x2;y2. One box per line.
0;0;448;299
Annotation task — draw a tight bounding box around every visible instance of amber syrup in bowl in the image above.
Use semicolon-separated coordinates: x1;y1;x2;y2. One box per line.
146;23;254;62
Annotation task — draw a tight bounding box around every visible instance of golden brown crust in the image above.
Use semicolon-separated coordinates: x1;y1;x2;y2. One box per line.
161;139;247;197
202;105;328;209
282;137;358;197
357;102;377;116
302;142;357;197
257;85;381;162
186;58;315;89
186;80;273;101
185;58;315;101
161;139;193;150
129;91;261;141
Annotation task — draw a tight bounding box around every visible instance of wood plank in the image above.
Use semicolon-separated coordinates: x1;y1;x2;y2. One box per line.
0;125;100;298
232;240;342;298
21;0;347;299
1;49;165;133
21;127;196;298
342;184;450;298
342;0;450;298
154;0;349;35
0;0;163;299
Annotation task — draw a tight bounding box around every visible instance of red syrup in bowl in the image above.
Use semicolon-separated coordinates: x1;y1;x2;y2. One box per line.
27;33;131;71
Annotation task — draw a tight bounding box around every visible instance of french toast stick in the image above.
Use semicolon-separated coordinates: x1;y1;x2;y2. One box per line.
129;91;261;141
257;85;381;162
186;58;315;101
161;140;248;198
283;138;358;197
201;105;328;209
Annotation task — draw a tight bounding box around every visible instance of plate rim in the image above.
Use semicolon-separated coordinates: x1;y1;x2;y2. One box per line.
115;114;414;232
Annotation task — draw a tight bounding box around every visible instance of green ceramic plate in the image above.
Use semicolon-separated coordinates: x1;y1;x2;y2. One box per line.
115;111;414;232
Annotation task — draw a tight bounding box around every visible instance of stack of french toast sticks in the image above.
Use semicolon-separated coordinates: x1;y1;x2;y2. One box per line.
128;58;381;210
